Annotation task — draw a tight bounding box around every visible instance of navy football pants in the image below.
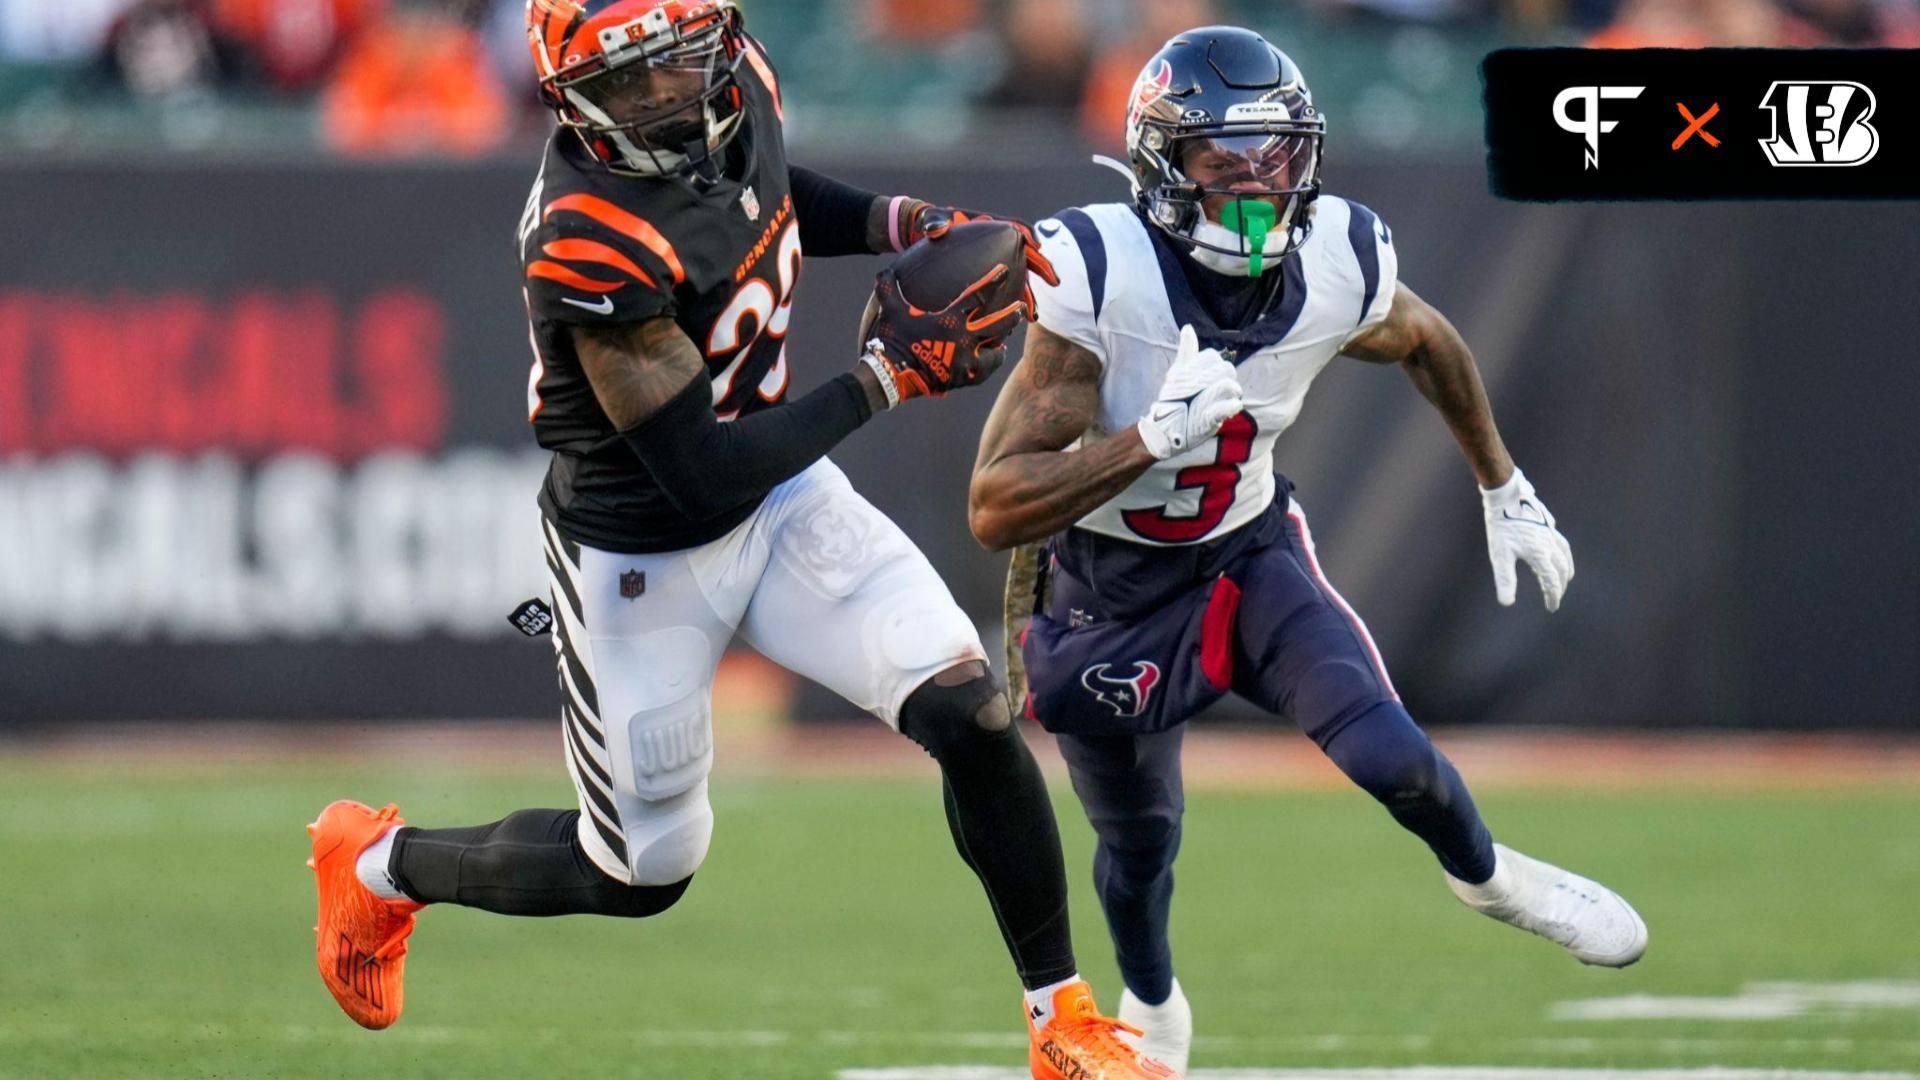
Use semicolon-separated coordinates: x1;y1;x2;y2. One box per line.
1055;503;1496;1005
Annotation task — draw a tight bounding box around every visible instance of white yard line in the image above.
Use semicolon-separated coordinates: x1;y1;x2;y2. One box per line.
1553;981;1920;1022
4;1022;1918;1060
1552;997;1812;1021
840;1060;1920;1068
837;1070;1920;1080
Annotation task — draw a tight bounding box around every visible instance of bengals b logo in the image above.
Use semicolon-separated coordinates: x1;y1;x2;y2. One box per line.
1759;81;1879;167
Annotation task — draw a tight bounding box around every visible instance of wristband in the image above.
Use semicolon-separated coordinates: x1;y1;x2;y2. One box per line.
858;347;901;410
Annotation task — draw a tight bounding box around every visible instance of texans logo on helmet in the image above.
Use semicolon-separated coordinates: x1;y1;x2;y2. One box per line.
1081;661;1162;719
1128;58;1175;133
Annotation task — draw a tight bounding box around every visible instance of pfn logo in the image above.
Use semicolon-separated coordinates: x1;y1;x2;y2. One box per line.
1553;85;1645;169
1759;81;1879;167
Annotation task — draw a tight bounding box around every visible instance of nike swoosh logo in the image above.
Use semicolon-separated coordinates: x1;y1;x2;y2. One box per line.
1037;222;1062;238
1502;501;1551;527
562;295;616;316
1151;405;1181;423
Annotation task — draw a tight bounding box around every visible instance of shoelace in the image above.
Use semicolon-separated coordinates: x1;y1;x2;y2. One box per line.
368;927;410;965
1061;1015;1148;1066
355;891;416;965
1558;882;1601;904
321;898;411;973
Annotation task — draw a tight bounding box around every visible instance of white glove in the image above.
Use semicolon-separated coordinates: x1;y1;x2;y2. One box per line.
1480;467;1575;612
1136;325;1244;460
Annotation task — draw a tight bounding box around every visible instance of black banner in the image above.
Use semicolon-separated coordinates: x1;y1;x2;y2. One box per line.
1485;48;1920;200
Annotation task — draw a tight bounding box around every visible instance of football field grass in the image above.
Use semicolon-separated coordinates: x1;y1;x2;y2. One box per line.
2;749;1916;1079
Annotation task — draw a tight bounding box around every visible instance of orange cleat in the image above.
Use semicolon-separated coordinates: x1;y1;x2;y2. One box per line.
1028;980;1175;1080
307;800;422;1030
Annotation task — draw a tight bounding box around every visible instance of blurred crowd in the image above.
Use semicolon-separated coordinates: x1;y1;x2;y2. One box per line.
891;0;1920;145
1;0;1915;157
0;0;513;154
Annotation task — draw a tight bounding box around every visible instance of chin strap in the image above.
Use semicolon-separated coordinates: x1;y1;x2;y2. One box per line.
1219;200;1278;278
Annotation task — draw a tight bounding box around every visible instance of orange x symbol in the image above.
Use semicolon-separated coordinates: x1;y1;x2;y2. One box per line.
1673;102;1721;149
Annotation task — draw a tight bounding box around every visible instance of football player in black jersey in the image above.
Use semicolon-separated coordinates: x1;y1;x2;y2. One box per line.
305;3;1160;1076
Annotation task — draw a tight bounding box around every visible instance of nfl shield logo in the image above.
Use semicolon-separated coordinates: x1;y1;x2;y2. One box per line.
619;570;645;600
740;186;761;221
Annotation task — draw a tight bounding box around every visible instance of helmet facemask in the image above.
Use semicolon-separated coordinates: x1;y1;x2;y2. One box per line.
542;2;747;180
1139;126;1322;279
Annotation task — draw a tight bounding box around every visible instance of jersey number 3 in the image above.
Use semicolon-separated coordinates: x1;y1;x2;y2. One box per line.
1122;413;1259;544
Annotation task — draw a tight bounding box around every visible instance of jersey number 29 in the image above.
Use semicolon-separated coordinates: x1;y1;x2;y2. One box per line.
707;221;802;416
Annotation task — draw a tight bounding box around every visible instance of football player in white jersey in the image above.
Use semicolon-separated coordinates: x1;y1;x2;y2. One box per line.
969;26;1647;1076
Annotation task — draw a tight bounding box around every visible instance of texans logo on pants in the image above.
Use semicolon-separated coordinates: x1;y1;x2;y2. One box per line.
1080;662;1161;718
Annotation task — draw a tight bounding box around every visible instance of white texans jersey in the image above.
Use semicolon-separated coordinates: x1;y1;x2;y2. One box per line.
1031;197;1397;546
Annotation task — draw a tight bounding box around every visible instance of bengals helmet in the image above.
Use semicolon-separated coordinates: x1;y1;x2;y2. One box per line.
1123;26;1325;270
528;0;749;177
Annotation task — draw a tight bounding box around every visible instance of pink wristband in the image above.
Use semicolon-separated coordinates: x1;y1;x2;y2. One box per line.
887;195;911;252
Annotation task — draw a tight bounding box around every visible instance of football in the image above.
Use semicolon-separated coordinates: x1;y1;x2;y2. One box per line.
858;220;1033;347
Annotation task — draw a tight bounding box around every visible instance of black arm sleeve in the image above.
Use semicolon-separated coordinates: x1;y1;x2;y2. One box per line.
789;165;885;257
621;370;874;520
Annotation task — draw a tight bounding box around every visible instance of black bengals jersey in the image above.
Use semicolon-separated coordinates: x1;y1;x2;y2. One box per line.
520;36;803;554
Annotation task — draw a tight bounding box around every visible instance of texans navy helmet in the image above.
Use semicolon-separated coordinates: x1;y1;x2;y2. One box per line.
1122;26;1325;267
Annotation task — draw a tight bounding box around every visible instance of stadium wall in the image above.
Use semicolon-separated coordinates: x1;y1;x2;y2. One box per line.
1;157;1914;729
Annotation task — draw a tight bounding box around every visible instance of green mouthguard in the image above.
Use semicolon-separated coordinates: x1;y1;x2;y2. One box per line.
1219;200;1278;278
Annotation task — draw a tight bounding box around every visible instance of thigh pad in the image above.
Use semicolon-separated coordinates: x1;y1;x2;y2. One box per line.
596;625;716;802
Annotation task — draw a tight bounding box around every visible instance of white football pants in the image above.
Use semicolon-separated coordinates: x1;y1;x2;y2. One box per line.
540;458;986;885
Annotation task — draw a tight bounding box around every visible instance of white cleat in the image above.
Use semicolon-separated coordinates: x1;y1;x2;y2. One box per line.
1119;977;1191;1077
1447;843;1648;967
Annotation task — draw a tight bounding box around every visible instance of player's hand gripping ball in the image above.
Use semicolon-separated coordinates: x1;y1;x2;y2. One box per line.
858;221;1041;406
911;206;1060;295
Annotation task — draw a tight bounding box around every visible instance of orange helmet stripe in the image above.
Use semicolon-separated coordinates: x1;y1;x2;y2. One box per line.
545;194;687;285
543;238;660;289
529;0;580;77
742;38;782;122
527;260;624;293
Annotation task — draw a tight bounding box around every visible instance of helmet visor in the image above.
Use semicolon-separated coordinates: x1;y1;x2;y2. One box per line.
565;27;730;147
1178;132;1319;194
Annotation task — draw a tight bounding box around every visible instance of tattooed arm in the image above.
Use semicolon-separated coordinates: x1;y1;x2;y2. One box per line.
1342;284;1576;609
967;324;1155;550
1340;283;1514;488
577;317;887;519
575;316;708;428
